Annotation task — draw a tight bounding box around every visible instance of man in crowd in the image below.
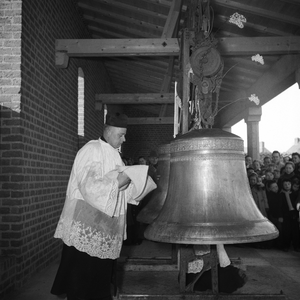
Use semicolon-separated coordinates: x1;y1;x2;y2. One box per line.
292;152;300;176
272;150;285;172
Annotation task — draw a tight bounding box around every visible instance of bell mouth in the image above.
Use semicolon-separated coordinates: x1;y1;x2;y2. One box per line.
145;219;279;245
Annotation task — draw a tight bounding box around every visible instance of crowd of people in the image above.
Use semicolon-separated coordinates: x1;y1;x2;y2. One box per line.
246;151;300;252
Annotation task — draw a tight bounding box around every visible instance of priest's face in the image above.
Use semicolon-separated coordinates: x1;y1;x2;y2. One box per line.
106;126;127;149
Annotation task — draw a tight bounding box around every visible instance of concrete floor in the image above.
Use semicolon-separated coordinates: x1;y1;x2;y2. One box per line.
2;240;300;300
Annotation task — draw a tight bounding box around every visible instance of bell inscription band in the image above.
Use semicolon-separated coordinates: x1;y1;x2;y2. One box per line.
145;129;278;245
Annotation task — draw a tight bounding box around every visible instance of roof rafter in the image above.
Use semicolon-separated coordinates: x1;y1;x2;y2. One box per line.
79;0;169;20
214;0;300;26
79;3;165;31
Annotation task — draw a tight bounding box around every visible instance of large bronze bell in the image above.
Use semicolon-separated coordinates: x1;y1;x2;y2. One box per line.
137;143;170;224
145;129;278;245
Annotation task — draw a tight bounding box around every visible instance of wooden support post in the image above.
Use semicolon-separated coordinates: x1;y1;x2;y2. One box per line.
171;244;178;264
179;246;188;292
210;244;219;295
182;29;190;134
245;106;262;160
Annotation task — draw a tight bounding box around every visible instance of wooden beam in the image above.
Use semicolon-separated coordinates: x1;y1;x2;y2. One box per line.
95;93;174;104
161;0;183;38
55;35;300;66
55;36;300;68
55;38;180;58
128;117;173;125
160;0;183;117
159;57;174;117
182;29;190;134
55;52;69;69
219;36;300;55
214;54;300;128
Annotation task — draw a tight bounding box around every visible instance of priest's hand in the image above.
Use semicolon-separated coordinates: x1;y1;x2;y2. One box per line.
117;172;131;190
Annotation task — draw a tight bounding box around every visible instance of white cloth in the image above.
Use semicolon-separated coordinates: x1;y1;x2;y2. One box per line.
53;139;156;259
118;165;157;201
187;245;210;274
217;244;231;268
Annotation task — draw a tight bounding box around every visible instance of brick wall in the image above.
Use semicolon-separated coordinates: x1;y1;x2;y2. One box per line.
122;106;174;162
0;0;113;296
0;0;22;295
123;124;174;163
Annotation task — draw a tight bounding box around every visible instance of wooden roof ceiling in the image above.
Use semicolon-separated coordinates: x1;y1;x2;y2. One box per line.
63;0;300;128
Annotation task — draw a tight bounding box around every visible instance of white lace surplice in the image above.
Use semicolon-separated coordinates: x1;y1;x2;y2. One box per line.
54;139;135;259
